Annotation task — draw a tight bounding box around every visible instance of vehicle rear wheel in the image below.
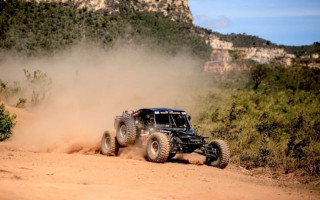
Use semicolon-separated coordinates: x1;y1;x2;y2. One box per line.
146;132;170;163
116;117;137;146
206;139;230;169
101;131;119;156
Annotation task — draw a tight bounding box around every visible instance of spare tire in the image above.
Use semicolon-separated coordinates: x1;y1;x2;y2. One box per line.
206;139;230;169
101;131;119;156
146;132;170;163
116;117;137;146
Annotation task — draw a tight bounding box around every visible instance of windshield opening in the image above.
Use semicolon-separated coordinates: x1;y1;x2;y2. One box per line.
155;114;189;128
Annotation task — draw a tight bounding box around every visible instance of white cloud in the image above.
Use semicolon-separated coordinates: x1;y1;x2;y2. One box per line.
195;15;231;29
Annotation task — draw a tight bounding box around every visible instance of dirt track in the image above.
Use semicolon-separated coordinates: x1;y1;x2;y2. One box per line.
0;149;319;200
1;106;319;200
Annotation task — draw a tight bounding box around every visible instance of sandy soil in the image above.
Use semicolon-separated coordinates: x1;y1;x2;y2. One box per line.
1;106;319;200
0;149;319;200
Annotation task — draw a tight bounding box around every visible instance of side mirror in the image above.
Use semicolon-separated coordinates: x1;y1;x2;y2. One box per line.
188;115;191;121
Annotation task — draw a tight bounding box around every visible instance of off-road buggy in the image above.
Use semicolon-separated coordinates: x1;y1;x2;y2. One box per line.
101;108;230;168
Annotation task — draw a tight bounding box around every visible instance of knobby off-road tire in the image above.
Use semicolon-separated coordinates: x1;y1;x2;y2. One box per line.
116;117;137;147
206;139;230;169
146;132;170;163
101;131;119;156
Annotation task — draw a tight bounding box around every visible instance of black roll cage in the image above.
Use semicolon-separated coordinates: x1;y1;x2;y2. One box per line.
153;113;191;129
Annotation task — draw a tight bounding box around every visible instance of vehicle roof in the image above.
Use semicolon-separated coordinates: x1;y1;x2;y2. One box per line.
138;108;186;113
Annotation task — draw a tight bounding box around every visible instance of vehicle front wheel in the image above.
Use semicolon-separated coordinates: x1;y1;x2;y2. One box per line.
101;131;119;156
206;140;230;169
146;132;170;163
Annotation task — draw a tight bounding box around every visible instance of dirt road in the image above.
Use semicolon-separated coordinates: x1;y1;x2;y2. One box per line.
1;107;319;200
0;149;318;200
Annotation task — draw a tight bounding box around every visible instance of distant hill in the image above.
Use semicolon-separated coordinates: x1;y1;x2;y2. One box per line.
197;27;320;57
0;0;319;59
0;0;210;59
280;42;320;57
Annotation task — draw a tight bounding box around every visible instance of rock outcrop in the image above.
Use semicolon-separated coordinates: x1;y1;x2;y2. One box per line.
205;35;233;50
202;34;297;73
31;0;193;23
203;50;248;74
236;47;295;64
204;35;295;64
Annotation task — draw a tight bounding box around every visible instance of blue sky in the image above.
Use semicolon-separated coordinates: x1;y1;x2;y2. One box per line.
189;0;320;46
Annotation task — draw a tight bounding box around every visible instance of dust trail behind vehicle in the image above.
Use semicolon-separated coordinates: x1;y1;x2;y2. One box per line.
0;43;213;153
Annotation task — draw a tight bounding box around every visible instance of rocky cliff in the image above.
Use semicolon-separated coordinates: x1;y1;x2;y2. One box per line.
31;0;193;23
202;34;298;73
203;49;248;74
204;35;295;63
202;50;233;74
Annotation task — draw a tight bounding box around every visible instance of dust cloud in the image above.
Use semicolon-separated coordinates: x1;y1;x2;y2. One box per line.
118;145;146;161
174;154;206;165
0;43;209;153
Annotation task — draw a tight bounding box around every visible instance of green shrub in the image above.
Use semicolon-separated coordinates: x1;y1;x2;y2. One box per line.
16;98;27;108
0;104;16;141
250;64;268;89
194;64;320;178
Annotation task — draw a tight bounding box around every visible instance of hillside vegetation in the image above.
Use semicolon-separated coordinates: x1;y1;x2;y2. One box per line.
194;64;320;183
0;0;211;59
199;28;320;57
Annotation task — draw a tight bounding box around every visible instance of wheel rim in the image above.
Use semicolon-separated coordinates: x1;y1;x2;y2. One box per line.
150;139;159;155
120;124;127;138
104;135;111;151
213;147;220;161
209;144;221;165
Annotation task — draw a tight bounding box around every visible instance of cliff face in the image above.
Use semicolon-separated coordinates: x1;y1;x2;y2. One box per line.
32;0;193;23
204;35;295;64
203;50;248;74
202;34;298;73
